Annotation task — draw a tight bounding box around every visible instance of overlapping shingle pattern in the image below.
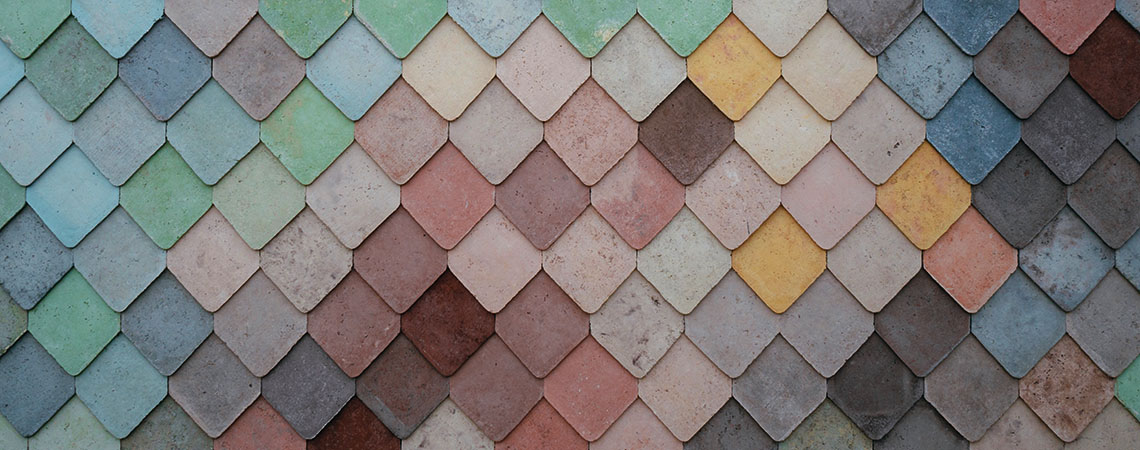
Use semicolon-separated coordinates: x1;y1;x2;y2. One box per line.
0;0;1139;448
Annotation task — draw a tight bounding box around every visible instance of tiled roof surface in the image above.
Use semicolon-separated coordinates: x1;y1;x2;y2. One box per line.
0;2;1138;448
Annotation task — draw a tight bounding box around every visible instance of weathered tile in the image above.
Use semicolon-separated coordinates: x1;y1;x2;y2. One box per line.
828;209;922;313
495;143;588;249
306;144;399;249
28;397;117;450
307;17;401;120
1120;232;1140;291
401;16;495;120
448;208;542;313
261;79;353;185
495;272;589;377
450;336;542;441
687;14;780;120
308;398;400;450
73;208;165;311
972;144;1068;247
1118;359;1140;425
354;0;445;58
591;16;687;121
877;143;971;249
1022;78;1116;184
121;271;213;376
832;79;927;184
1066;400;1140;450
637;0;730;56
734;336;826;441
401;271;495;375
543;207;636;313
120;145;212;249
212;16;305;120
168;335;259;438
262;336;355;439
1020;0;1114;54
1067;271;1140;376
924;207;1017;312
448;0;541;57
780;271;875;377
213;398;305;450
1019;208;1114;311
164;0;258;57
640;80;733;185
0;289;25;355
23;17;116;121
827;334;924;439
73;80;165;186
401;144;495;250
307;271;399;377
71;0;162;58
167;81;261;185
590;400;681;450
498;399;587;450
638;208;730;314
878;14;974;119
451;79;542;185
213;271;306;376
0;335;74;437
1123;0;1140;28
260;209;353;312
590;271;683;377
258;0;349;58
212;146;306;250
357;335;449;439
875;271;970;376
877;400;967;450
735;79;831;184
544;79;638;186
166;208;259;312
829;0;922;55
685;272;779;378
497;15;589;121
779;400;872;450
26;146;118;248
355;79;447;184
973;14;1070;119
0;80;72;187
1123;106;1140;161
0;0;69;58
0;168;21;228
1069;144;1140;248
925;336;1019;441
1069;13;1140;119
118;18;211;120
685;144;780;249
355;209;446;313
924;0;1018;54
640;336;731;441
970;400;1062;450
782;144;876;249
687;399;776;450
75;335;166;438
0;208;71;310
972;270;1067;377
591;144;685;249
731;208;826;313
545;337;637;441
27;270;119;375
121;397;213;450
782;14;878;120
1020;336;1116;442
734;0;826;57
927;78;1022;184
401;399;493;450
543;0;636;57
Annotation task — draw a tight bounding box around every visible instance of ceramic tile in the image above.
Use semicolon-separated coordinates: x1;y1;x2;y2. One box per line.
27;270;119;375
0;208;72;310
734;0;826;57
734;79;831;185
1120;232;1140;291
637;208;731;314
451;80;543;185
118;17;210;122
260;209;353;312
25;146;118;247
308;398;400;450
878;14;973;119
828;0;922;55
925;336;1019;441
71;0;162;58
544;79;639;186
1067;271;1140;377
685;272;780;378
27;397;117;450
495;272;589;377
972;144;1068;247
306;18;400;121
543;0;636;57
73;80;165;186
401;399;493;450
261;79;354;185
120;271;212;376
258;0;350;58
401;144;495;250
590;271;684;378
1122;106;1140;160
1020;336;1116;442
167;334;260;438
685;144;781;249
971;400;1063;450
166;208;260;312
212;16;305;120
827;333;924;439
780;271;875;377
401;17;496;120
924;207;1017;312
1019;208;1114;311
782;14;878;120
213;398;305;450
589;400;681;450
590;144;685;250
637;0;731;56
166;80;261;185
0;0;70;58
497;15;590;121
498;399;588;450
640;80;734;185
779;400;872;450
1117;359;1140;423
0;80;72;187
164;0;258;57
926;78;1022;184
212;271;307;376
119;145;212;249
212;146;306;250
827;208;922;313
400;271;495;376
450;336;543;441
74;335;166;438
875;271;970;376
1068;144;1140;248
733;336;826;441
449;0;541;57
356;336;449;439
354;79;448;184
0;335;74;437
307;271;400;377
448;208;542;313
876;143;971;249
1065;400;1140;450
731;208;826;313
120;397;213;450
924;0;1017;54
877;400;967;450
543;207;637;313
0;288;25;355
972;270;1067;377
0;167;21;229
23;17;116;121
354;209;447;313
1122;0;1140;28
544;337;637;441
832;79;927;184
306;144;399;249
591;16;687;121
687;14;780;120
353;0;445;58
639;336;731;441
973;14;1070;119
1020;0;1114;54
73;208;165;312
1069;13;1140;119
781;144;876;249
261;336;355;439
1022;78;1116;184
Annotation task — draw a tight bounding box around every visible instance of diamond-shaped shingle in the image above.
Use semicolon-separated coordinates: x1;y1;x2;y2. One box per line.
1020;0;1114;54
924;207;1017;312
26;147;118;248
926;78;1021;184
781;271;875;377
451;79;543;185
971;400;1063;449
308;398;400;450
637;208;731;314
590;144;684;250
354;0;445;58
1066;400;1140;450
213;271;306;376
685;144;780;249
828;209;922;313
354;209;446;313
973;14;1069;119
401;17;495;120
733;336;825;441
1068;12;1140;119
121;271;212;376
875;271;970;376
261;79;353;185
731;208;826;313
448;208;541;313
28;396;117;449
637;0;730;56
1069;144;1140;248
167;81;260;185
401;144;494;250
167;335;259;438
73;208;165;312
639;336;731;441
449;0;541;57
878;14;973;119
166;208;259;312
1022;78;1116;184
543;0;636;57
639;80;734;185
544;337;637;441
496;272;589;377
925;0;1018;55
877;400;967;449
258;0;349;58
687;14;780;120
972;144;1067;247
308;271;398;378
498;400;587;450
543;207;637;313
0;335;73;437
401;271;495;376
118;18;211;121
354;79;448;185
497;15;590;121
262;336;355;439
496;143;589;250
832;79;926;185
401;399;492;450
212;146;306;250
122;397;213;450
591;400;681;450
591;271;683;378
877;143;971;249
0;0;70;58
782;144;876;249
779;400;873;449
685;272;780;378
213;16;305;120
306;144;399;249
924;336;1019;441
0;80;72;187
24;17;116;121
75;335;166;438
1020;336;1115;442
306;17;401;121
735;79;831;185
829;0;923;55
28;270;119;375
449;336;543;441
972;270;1066;377
591;15;687;121
1019;208;1114;311
164;0;257;57
71;0;163;58
544;79;638;186
260;209;352;312
782;14;878;120
120;145;212;249
734;0;826;57
828;334;924;439
356;336;449;439
0;208;71;310
1067;270;1140;377
212;397;305;449
73;81;165;186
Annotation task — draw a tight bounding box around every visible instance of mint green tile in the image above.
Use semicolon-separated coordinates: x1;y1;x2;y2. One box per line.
1120;356;1140;421
28;397;118;450
167;80;261;185
260;78;353;185
0;166;23;228
75;335;167;438
543;0;636;57
121;145;212;249
27;270;119;376
25;146;119;248
354;0;446;58
0;0;70;58
24;17;116;121
259;0;351;58
0;288;25;355
637;0;731;56
213;145;305;250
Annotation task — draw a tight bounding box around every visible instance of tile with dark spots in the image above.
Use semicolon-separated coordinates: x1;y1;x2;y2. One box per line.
972;270;1067;378
877;14;974;119
496;143;590;250
497;399;587;450
1068;144;1140;248
212;16;305;121
354;209;447;314
0;335;74;437
733;336;826;442
0;207;71;310
827;333;924;440
1019;208;1114;311
448;0;542;57
495;272;589;378
685;399;775;450
401;271;495;376
0;0;70;59
118;18;211;121
1021;78;1116;184
973;14;1069;119
449;336;543;441
1019;336;1116;442
168;335;260;438
120;397;213;450
638;80;734;185
972;144;1068;248
924;336;1019;441
926;77;1021;184
876;400;967;450
121;271;213;376
875;271;971;376
589;271;683;378
307;398;400;450
23;17;116;121
924;0;1018;55
262;336;355;440
828;0;923;55
1069;12;1140;119
356;335;449;439
1066;270;1140;377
